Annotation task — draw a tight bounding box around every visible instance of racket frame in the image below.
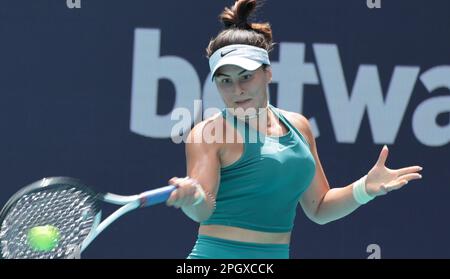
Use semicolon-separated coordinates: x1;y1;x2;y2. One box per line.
0;177;176;259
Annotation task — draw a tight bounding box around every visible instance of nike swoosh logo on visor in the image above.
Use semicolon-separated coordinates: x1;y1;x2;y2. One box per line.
220;49;238;57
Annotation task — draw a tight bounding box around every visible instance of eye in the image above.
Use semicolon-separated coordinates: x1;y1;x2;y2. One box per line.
241;74;253;80
220;78;232;84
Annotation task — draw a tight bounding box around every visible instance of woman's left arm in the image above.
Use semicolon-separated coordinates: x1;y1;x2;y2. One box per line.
286;112;423;225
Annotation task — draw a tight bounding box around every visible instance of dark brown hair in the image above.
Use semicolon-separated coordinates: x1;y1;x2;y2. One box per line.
206;0;274;58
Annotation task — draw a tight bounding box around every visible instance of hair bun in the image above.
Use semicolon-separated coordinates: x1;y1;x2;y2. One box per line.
206;0;274;58
221;0;257;30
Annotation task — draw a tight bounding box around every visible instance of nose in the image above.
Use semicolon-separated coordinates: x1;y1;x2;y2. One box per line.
233;82;245;96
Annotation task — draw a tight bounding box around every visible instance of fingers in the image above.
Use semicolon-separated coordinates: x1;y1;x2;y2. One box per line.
384;172;423;192
167;177;185;207
396;166;423;176
166;176;201;208
382;180;409;192
375;145;389;167
168;177;179;185
398;172;422;182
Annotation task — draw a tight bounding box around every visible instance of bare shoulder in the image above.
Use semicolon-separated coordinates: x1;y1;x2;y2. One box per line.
278;109;315;148
185;112;228;149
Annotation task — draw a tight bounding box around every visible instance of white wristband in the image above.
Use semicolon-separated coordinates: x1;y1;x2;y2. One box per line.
192;184;206;206
352;175;375;205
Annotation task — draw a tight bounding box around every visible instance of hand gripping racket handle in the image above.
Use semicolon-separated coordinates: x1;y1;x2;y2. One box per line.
138;185;177;207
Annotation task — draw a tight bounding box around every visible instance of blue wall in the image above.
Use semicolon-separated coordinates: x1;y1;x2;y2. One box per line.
0;0;449;258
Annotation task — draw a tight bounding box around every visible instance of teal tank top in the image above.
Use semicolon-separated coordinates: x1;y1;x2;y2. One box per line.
201;104;316;232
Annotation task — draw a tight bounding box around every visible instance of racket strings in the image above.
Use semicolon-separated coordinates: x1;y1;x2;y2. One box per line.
0;185;99;259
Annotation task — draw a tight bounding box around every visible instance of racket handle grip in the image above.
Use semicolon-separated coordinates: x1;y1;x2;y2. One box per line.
139;185;177;207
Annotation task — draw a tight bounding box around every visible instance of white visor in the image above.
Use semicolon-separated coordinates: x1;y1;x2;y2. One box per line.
209;44;270;81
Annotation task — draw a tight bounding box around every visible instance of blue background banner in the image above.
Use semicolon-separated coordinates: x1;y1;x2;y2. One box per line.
0;0;449;258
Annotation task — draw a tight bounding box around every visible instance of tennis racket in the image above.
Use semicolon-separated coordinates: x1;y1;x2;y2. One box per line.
0;177;176;259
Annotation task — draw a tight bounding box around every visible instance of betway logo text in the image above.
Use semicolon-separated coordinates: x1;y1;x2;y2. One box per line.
130;28;450;147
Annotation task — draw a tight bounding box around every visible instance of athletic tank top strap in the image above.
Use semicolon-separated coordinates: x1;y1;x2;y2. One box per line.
268;104;311;149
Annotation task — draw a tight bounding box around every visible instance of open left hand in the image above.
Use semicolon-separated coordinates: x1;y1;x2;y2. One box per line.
365;145;423;197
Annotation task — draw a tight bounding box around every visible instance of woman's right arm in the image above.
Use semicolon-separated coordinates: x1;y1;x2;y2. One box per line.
166;120;221;223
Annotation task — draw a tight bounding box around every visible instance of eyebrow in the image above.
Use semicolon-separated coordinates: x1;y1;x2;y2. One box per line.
215;69;248;78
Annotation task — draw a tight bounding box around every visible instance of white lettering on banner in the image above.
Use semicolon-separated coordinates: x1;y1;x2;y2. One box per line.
313;44;420;144
414;66;450;146
130;29;201;138
130;28;450;147
271;43;321;138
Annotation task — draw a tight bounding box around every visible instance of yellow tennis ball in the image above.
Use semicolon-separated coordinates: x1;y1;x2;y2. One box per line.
27;225;60;252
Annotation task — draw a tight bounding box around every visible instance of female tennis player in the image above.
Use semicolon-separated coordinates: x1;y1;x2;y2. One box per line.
165;0;423;259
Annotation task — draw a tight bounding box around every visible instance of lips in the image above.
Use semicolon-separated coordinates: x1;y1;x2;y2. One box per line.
235;99;251;105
